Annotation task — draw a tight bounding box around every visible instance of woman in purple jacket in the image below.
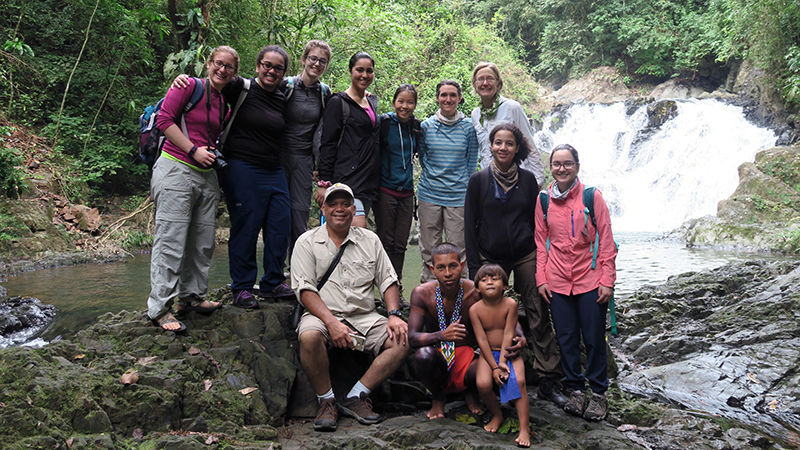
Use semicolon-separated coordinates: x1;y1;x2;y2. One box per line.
148;46;238;332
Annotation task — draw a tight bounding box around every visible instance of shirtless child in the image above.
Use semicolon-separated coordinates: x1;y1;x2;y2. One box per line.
470;264;531;447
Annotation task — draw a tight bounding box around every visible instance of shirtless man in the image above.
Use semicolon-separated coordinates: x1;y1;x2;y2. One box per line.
408;242;527;419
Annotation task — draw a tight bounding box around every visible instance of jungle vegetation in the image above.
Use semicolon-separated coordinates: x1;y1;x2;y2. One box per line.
0;0;798;200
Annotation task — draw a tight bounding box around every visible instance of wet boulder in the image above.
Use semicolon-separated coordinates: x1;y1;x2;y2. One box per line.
0;296;57;348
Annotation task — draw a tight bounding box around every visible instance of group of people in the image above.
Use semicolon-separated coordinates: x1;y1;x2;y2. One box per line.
145;40;618;446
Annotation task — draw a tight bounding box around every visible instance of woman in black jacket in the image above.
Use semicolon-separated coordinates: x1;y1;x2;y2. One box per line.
314;51;380;228
463;123;568;407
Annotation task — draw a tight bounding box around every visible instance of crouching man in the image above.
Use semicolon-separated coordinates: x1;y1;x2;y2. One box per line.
291;183;411;431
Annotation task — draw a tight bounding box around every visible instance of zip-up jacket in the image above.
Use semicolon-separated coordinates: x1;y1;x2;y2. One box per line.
379;112;418;191
318;92;380;202
464;167;540;278
534;179;616;295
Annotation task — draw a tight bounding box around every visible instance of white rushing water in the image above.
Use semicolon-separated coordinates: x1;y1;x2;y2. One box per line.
534;99;777;232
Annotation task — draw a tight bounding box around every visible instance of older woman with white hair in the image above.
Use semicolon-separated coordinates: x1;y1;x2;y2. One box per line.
470;62;545;187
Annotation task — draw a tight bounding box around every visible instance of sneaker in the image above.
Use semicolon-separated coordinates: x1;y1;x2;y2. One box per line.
338;393;381;425
537;377;569;407
582;393;608;422
258;282;296;299
313;398;338;432
232;289;259;309
563;389;588;417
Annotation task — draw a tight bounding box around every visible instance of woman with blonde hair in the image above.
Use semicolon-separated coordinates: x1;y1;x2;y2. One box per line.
148;45;239;331
470;62;545;187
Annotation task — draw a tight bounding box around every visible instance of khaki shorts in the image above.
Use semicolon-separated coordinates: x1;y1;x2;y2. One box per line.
297;313;389;357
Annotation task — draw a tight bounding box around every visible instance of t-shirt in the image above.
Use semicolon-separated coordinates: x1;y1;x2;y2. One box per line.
222;77;287;167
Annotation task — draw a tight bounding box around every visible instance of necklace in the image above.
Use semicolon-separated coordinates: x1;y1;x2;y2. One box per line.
435;280;463;371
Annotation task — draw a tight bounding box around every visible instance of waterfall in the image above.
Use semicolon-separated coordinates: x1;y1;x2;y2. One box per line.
534;99;777;232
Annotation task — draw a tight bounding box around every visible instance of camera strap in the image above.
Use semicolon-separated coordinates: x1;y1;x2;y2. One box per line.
205;80;225;150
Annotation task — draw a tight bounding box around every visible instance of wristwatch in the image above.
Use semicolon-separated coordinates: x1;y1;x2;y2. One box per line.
387;309;403;318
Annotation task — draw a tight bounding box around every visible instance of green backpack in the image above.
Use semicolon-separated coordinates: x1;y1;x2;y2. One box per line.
539;186;619;335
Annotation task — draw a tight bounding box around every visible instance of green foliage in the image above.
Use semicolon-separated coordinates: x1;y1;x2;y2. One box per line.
121;229;153;249
0;126;25;197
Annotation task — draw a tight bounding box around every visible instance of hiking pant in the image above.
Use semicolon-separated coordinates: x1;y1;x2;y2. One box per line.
374;189;413;280
550;288;609;395
223;159;290;292
480;250;564;380
280;152;313;264
147;156;219;319
418;199;468;283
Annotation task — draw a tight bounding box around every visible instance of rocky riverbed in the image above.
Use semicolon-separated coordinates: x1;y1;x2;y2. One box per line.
2;259;800;449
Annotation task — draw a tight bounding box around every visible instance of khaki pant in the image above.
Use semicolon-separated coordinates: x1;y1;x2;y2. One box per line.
148;157;219;319
417;199;468;283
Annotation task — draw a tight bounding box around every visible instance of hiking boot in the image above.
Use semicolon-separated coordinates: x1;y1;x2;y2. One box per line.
313;398;338;432
537;377;568;408
338;393;381;425
582;393;608;422
563;389;588;417
257;282;296;300
232;289;259;309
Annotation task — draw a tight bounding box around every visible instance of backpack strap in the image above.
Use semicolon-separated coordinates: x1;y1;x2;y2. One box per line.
582;186;600;269
178;77;206;137
539;190;550;253
319;81;332;108
217;77;251;150
283;75;297;100
337;98;350;149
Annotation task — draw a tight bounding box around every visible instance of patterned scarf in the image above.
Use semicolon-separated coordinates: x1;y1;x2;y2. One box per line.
490;159;519;193
479;95;505;126
435;280;464;371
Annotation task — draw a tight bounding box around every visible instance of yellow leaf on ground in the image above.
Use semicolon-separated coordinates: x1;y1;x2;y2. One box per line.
120;372;139;385
746;373;759;383
239;387;258;395
73;354;85;360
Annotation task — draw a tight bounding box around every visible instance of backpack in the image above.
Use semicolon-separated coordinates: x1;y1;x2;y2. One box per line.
539;186;619;335
283;75;332;107
138;77;205;168
312;96;350;164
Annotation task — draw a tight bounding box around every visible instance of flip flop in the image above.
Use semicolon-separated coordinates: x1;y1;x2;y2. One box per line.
176;297;222;316
152;311;186;333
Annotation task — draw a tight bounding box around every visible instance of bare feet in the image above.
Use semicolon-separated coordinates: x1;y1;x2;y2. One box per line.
516;426;531;447
426;400;445;419
484;414;503;433
465;391;485;414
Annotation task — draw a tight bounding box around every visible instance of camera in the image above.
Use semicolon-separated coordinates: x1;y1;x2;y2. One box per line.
210;148;228;172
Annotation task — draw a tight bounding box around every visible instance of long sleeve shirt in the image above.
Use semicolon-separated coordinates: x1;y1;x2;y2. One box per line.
534;179;617;295
417;115;479;207
471;96;545;186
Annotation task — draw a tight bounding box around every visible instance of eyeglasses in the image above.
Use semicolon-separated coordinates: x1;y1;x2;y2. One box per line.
259;61;286;73
307;55;329;66
476;76;497;84
211;59;237;72
550;161;576;169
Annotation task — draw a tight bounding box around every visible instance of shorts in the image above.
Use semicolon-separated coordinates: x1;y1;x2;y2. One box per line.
297;312;389;357
354;198;372;217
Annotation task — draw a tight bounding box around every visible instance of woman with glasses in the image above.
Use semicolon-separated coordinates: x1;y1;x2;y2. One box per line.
470;62;546;187
463;123;567;408
535;144;617;422
148;45;238;332
170;45;292;308
314;51;380;228
279;41;333;271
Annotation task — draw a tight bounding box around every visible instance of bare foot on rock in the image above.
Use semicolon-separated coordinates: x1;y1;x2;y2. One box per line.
484;414;503;433
516;426;531;447
426;400;445;419
465;391;484;414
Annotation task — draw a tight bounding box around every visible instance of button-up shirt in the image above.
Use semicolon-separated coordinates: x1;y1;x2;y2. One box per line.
290;225;398;334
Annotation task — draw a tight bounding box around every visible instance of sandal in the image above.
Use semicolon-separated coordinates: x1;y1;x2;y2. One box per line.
176;296;221;315
151;311;186;333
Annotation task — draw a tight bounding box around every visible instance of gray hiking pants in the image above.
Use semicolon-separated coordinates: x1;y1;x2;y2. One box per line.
147;156;219;320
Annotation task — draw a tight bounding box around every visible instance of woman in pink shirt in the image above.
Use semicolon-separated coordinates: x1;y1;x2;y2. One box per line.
534;143;617;422
147;46;238;332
